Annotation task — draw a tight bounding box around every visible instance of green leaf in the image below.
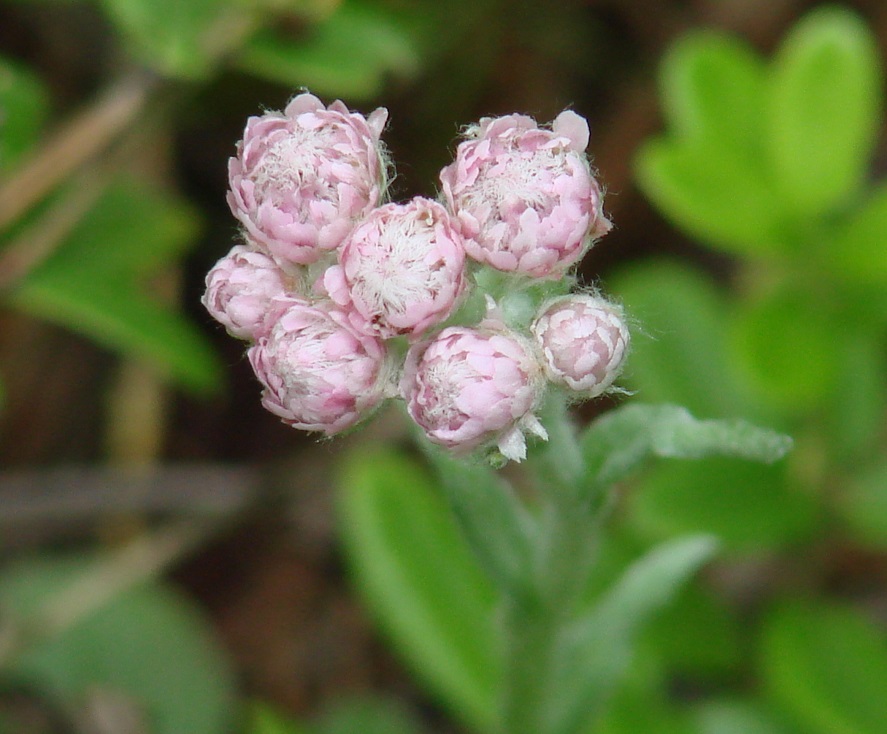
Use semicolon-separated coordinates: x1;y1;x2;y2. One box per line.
660;31;766;160
337;448;499;733
237;0;420;99
11;178;223;395
247;703;311;734
315;696;422;734
635;138;786;256
580;403;793;493
767;6;882;217
0;556;237;734
692;699;803;734
423;444;537;598
610;261;765;421
0;56;49;172
828;182;887;285
628;456;817;553
729;282;842;412
98;0;240;79
761;600;887;734
547;535;718;734
837;461;887;551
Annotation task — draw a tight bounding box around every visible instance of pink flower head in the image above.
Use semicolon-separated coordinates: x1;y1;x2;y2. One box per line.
439;110;610;278
202;244;290;341
248;298;389;435
531;294;629;396
401;326;547;462
228;93;389;266
323;198;467;338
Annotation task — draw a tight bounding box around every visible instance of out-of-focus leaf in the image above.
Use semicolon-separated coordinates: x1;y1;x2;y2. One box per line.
580;403;793;493
337;448;499;733
767;7;882;217
692;699;803;734
641;580;742;676
628;456;817;553
730;282;842;412
11;178;223;395
237;1;419;99
635;139;787;256
549;535;717;734
98;0;240;79
610;261;762;420
423;444;536;598
315;696;422;734
761;601;887;734
660;32;766;160
0;56;49;172
837;461;887;550
0;556;237;734
827;182;887;285
247;703;310;734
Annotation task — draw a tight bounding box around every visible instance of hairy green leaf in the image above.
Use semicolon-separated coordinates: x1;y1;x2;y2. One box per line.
337;448;499;733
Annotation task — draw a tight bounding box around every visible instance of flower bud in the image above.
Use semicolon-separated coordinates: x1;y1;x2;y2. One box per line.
439;110;610;278
248;298;390;435
401;326;547;462
531;294;629;396
228;93;389;266
202;244;290;341
323;198;467;338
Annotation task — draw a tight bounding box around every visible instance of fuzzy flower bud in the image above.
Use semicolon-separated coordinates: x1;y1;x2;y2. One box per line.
323;198;467;338
531;294;629;396
439;110;610;278
202;244;290;341
248;298;389;435
401;326;547;462
228;93;389;266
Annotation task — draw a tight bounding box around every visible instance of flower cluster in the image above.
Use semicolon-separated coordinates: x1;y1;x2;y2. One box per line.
204;92;628;462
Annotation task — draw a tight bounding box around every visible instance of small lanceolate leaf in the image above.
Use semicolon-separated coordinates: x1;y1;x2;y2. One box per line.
660;31;766;159
0;556;237;734
337;448;499;733
11;178;223;395
580;403;792;493
761;601;887;734
635;139;786;256
829;182;887;284
423;445;536;598
767;6;882;217
837;461;887;550
546;535;718;734
692;699;802;734
315;696;423;734
0;56;49;171
237;1;419;99
247;704;310;734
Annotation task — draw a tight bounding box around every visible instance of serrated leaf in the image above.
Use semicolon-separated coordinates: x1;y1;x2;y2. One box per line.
761;601;887;734
11;179;223;395
580;403;793;493
635;138;787;256
337;448;499;733
628;456;817;552
767;6;882;217
0;56;49;172
98;0;239;79
660;31;766;159
0;556;237;734
547;536;718;734
237;0;419;99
